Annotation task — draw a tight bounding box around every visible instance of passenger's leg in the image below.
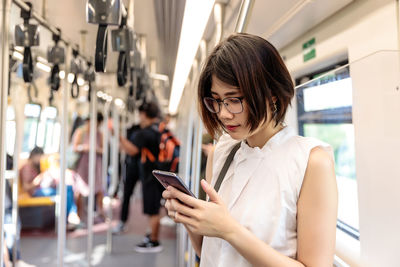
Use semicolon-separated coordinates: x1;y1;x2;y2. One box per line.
96;191;105;218
121;172;138;223
134;178;163;252
32;187;57;197
149;214;161;241
66;185;80;225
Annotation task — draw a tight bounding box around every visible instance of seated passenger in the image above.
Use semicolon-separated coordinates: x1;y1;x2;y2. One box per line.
19;147;81;227
39;154;89;225
19;147;44;197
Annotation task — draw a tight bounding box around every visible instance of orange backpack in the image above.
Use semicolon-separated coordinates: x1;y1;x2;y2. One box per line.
141;122;180;172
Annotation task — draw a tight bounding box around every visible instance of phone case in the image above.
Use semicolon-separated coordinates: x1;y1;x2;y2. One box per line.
152;170;196;198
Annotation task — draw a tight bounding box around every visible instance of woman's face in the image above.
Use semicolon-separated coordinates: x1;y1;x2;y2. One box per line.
210;76;276;142
210;76;250;140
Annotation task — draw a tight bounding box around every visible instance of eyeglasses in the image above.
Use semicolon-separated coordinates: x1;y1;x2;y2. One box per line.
203;96;244;114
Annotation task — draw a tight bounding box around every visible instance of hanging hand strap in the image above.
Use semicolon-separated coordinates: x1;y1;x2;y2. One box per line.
95;24;108;72
71;75;79;98
117;51;127;86
50;64;60;91
213;142;241;194
23;47;33;83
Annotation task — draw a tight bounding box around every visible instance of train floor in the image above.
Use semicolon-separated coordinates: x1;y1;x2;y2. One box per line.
19;195;178;267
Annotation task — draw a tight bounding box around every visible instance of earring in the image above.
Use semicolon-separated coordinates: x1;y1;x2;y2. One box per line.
273;101;278;117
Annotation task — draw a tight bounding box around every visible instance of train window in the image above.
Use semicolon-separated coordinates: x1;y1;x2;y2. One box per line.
296;63;360;240
36;106;60;153
6;106;16;156
22;103;41;155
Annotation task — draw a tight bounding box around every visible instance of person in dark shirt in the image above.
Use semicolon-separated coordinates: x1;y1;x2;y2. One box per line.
119;102;164;253
113;124;142;234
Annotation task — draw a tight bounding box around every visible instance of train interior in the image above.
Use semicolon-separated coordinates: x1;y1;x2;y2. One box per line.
0;0;399;266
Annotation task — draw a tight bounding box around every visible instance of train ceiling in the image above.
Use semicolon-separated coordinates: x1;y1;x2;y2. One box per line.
8;0;353;106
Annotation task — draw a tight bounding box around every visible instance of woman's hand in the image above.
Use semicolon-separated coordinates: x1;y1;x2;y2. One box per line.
162;179;239;239
77;144;89;153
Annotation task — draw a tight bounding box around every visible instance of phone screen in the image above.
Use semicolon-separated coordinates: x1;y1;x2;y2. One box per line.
152;170;196;198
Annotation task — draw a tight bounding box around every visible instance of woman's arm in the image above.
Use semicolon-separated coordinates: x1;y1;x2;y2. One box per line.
296;147;338;266
168;146;337;267
20;166;40;194
72;128;89;153
4;241;11;267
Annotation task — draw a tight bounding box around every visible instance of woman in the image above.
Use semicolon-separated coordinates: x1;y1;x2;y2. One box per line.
163;33;337;266
73;112;104;219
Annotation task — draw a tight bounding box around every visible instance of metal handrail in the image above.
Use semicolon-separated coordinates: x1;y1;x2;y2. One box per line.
12;0;90;62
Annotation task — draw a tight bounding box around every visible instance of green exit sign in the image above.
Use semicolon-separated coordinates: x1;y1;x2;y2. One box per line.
303;38;316;62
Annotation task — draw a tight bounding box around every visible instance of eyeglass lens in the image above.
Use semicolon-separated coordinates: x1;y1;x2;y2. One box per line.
204;97;243;114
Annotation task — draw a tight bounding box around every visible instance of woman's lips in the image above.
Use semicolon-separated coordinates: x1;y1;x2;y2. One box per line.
226;125;239;131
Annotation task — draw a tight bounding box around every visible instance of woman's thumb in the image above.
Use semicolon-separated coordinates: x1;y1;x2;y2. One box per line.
201;179;219;203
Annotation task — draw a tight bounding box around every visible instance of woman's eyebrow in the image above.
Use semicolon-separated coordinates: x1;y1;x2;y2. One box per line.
224;91;240;97
210;90;240;97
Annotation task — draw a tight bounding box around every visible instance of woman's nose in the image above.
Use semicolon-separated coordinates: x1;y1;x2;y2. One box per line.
218;103;234;120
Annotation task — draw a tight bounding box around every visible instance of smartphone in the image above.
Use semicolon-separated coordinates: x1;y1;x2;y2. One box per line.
152;170;196;198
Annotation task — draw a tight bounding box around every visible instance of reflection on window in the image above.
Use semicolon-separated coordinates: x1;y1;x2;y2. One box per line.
24;103;41;117
303;78;352;112
37;106;59;154
22;104;41;154
296;64;360;240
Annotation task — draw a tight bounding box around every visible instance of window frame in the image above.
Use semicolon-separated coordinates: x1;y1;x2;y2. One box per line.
295;61;360;240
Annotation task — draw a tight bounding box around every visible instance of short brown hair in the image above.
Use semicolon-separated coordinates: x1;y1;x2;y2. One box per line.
198;33;294;139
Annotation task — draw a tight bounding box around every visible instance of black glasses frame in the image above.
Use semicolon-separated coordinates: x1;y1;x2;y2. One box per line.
203;96;244;114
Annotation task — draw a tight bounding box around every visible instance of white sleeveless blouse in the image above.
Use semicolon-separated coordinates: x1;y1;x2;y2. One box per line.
199;126;333;267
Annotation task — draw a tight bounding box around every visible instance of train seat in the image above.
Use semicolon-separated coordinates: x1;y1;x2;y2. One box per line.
17;157;56;230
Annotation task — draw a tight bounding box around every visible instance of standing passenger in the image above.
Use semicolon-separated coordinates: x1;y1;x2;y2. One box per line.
73;112;104;220
119;102;164;252
163;33;338;266
113;123;142;234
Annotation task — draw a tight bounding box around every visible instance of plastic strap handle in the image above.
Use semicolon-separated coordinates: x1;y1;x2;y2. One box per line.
95;24;108;72
23;47;33;83
117;51;127;86
213;142;241;194
50;64;60;91
71;75;79;98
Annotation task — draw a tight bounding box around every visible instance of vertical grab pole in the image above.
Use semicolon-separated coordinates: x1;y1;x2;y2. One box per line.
182;89;195;267
0;1;11;267
87;83;97;266
102;102;110;202
58;44;71;267
11;88;22;265
108;104;120;253
188;61;203;267
102;102;112;254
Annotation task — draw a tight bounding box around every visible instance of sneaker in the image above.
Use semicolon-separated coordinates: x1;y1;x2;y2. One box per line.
142;233;151;242
16;260;37;267
134;240;163;253
112;222;127;234
160;215;176;227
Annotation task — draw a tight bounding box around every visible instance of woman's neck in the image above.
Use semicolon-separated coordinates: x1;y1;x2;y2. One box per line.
245;121;283;148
